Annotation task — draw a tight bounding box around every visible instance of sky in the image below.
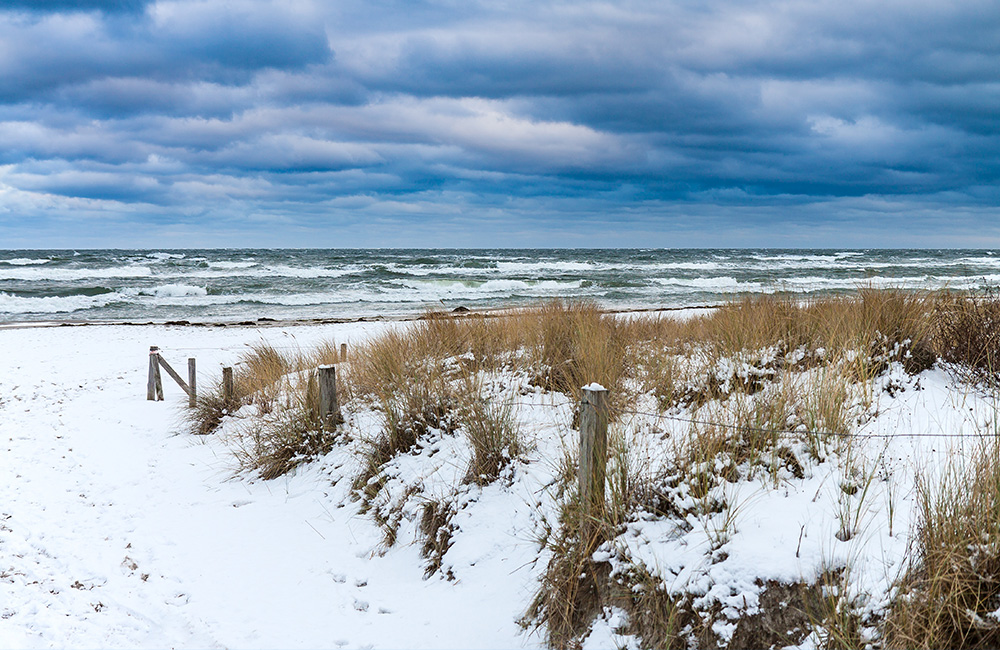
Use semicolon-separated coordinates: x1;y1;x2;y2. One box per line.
0;0;998;249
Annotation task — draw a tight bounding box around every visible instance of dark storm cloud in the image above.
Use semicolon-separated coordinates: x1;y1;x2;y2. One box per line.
0;5;331;102
1;0;999;247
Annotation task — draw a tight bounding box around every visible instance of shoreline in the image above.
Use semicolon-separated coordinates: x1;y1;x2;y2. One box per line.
0;303;719;330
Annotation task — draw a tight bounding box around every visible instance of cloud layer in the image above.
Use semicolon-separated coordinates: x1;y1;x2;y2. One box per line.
2;0;998;247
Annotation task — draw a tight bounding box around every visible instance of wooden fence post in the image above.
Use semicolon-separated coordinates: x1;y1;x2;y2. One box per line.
147;346;157;401
222;367;234;405
340;343;348;363
187;358;197;408
317;365;340;430
147;346;164;401
579;384;609;536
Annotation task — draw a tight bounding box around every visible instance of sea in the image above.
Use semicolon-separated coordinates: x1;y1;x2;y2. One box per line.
1;249;999;323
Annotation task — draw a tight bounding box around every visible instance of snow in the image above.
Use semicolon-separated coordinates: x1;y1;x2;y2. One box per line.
0;322;544;648
1;320;997;648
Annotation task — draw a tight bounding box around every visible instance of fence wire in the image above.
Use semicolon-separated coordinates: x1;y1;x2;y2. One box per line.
150;343;997;441
506;400;997;440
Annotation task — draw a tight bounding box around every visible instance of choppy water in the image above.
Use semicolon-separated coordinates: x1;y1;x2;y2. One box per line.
1;249;998;323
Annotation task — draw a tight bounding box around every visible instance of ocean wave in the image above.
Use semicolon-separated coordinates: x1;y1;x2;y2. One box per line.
256;265;359;279
326;256;1000;279
776;275;930;287
5;249;1000;322
0;266;154;281
0;291;114;314
956;256;1000;266
138;284;209;298
393;259;730;276
398;278;584;294
208;261;258;270
750;254;844;263
495;261;597;273
2;258;50;266
646;261;725;271
652;276;751;290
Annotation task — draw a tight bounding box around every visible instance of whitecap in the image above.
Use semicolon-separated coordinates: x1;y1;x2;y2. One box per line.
0;266;154;281
0;292;114;314
495;261;597;273
208;261;258;270
140;284;209;298
2;258;49;266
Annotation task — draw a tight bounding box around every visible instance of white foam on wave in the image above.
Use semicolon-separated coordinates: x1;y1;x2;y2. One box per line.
0;292;114;314
957;256;1000;266
147;252;185;260
750;254;842;263
647;261;724;271
383;264;494;277
0;284;216;315
258;265;358;279
484;279;581;292
495;261;597;273
652;276;753;290
0;266;154;281
208;261;258;270
2;258;49;266
396;278;584;297
774;275;953;290
141;284;208;298
647;274;982;296
0;264;360;282
386;259;726;276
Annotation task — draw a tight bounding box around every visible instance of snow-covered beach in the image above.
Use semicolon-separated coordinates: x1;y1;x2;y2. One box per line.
3;306;998;649
0;321;549;648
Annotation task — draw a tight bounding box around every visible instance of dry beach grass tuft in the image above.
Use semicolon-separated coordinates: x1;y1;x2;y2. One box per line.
187;290;1000;649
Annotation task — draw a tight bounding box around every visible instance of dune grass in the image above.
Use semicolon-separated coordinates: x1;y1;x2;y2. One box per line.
884;439;1000;649
184;290;1000;649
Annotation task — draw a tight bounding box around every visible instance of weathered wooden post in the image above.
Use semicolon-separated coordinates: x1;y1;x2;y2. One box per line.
317;365;340;430
340;343;348;363
222;367;235;405
147;346;164;401
187;358;197;408
147;347;157;401
579;383;609;538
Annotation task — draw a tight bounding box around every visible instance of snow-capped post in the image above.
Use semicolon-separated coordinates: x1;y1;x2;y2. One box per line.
340;343;348;363
318;365;340;430
222;367;235;405
187;358;197;408
579;383;609;535
147;346;164;401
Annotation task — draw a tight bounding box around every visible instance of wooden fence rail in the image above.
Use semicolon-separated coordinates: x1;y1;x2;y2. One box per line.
144;347;609;509
147;346;197;407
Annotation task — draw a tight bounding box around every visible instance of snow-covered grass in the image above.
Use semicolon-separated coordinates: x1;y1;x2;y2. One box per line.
4;292;1000;648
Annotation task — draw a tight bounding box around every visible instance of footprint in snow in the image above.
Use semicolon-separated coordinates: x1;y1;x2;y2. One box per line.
168;593;189;606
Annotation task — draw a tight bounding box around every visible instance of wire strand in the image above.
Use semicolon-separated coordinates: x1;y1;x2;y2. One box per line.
147;343;995;440
504;400;996;440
